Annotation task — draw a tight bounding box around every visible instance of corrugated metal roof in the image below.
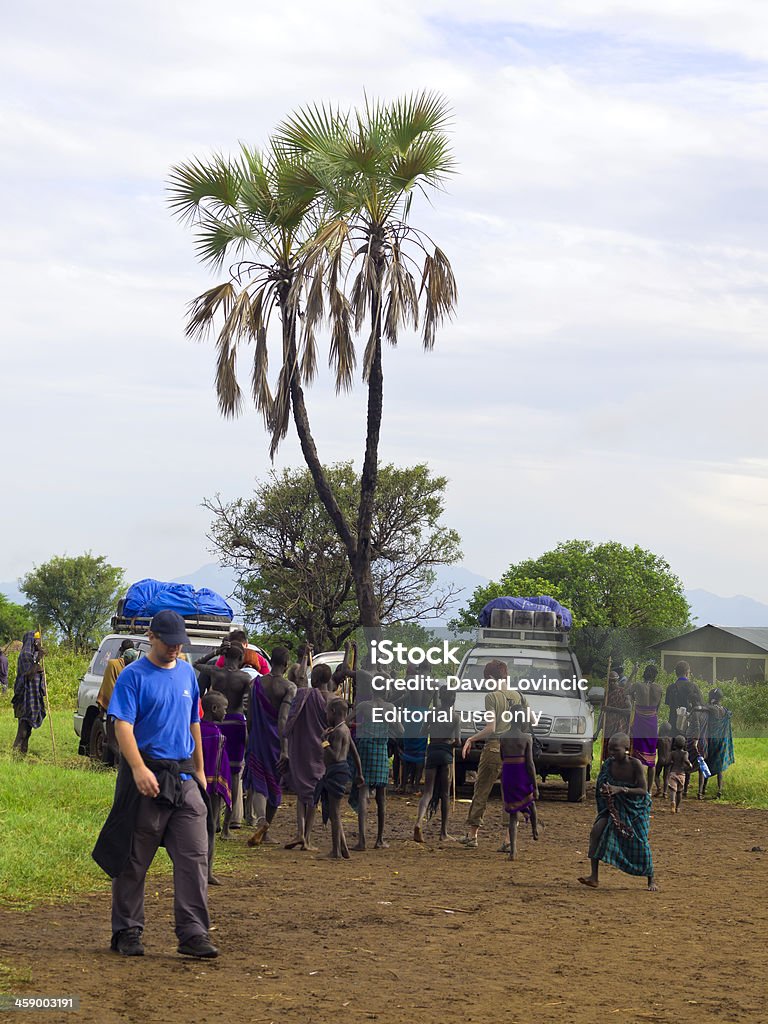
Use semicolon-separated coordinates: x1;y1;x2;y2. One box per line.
714;626;768;651
652;624;768;653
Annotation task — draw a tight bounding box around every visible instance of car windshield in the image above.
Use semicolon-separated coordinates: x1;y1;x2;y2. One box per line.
459;657;579;697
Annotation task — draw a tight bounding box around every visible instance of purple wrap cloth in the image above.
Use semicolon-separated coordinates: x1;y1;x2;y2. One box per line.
245;680;282;807
501;755;535;820
219;711;247;775
630;704;659;769
201;720;232;808
283;688;328;804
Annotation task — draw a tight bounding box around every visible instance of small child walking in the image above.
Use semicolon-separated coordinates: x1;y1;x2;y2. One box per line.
667;735;692;814
499;719;539;861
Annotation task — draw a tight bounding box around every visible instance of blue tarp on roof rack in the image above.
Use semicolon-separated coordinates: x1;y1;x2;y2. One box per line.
122;579;233;620
478;596;572;631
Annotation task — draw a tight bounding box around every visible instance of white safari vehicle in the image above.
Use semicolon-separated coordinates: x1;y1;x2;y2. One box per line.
452;613;604;802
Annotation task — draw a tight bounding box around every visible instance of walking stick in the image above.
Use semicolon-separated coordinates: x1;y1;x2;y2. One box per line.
452;747;457;806
599;656;612;764
36;629;56;764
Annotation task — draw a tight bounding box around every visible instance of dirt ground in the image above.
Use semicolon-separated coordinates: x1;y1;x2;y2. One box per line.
2;783;767;1024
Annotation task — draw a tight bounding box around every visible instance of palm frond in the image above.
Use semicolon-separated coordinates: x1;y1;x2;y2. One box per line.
299;262;324;385
167;154;243;224
419;246;457;350
383;247;419;345
389;134;455;193
250;291;273;425
387;91;453;152
327;248;355;392
185;282;237;341
274;103;347;157
214;308;244;420
269;364;293;458
192;212;258;269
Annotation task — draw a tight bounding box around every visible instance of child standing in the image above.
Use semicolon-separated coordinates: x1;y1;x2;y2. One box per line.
315;699;363;859
667;735;693;814
654;722;673;797
200;691;232;885
499;718;539;861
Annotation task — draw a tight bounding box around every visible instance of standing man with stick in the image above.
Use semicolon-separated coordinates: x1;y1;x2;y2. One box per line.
11;631;47;756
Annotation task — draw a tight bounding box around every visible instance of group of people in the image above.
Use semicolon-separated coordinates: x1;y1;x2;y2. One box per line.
598;659;735;803
89;619;737;959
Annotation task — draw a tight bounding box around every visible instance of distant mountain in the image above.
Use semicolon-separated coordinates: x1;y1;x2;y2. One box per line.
429;564;488;624
685;589;768;627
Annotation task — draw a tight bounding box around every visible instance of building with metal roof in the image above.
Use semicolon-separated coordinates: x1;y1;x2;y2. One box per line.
650;625;768;685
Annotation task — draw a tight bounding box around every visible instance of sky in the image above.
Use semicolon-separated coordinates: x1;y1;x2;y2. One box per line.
2;0;768;601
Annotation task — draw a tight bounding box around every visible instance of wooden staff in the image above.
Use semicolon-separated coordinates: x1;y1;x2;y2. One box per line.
36;628;56;764
599;656;612;764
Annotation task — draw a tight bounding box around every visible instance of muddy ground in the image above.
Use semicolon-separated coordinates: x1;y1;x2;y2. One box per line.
2;784;767;1024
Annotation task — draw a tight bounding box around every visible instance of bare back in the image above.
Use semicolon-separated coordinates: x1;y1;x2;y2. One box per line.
198;664;251;714
259;670;296;712
500;730;532;759
325;722;352;765
630;680;662;708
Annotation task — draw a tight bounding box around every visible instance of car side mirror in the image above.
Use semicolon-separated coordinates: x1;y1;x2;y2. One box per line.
587;686;605;705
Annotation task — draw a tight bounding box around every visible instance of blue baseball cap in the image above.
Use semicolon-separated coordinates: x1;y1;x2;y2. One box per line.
149;610;189;645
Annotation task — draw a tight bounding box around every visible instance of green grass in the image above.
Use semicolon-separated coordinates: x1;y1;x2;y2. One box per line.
719;738;768;809
0;707;251;908
0;961;32;994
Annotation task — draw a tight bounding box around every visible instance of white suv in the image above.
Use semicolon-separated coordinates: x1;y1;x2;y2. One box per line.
74;628;232;762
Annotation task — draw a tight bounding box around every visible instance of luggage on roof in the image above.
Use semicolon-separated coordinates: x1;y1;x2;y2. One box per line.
120;578;234;621
479;596;572;631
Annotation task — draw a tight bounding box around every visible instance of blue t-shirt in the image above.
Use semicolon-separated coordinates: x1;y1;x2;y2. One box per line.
108;656;200;761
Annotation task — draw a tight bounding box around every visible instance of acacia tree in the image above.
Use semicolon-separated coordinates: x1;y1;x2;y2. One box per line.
20;553;124;652
452;540;691;674
205;462;462;650
0;595;33;645
169;92;457;634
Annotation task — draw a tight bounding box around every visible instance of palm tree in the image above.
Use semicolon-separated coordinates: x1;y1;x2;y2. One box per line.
276;91;458;629
168;140;367;596
168;92;457;634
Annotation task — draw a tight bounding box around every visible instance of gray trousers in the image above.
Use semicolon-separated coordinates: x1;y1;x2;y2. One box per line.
111;780;209;943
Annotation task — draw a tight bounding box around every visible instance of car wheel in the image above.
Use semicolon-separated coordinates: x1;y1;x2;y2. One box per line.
567;767;587;803
89;718;110;763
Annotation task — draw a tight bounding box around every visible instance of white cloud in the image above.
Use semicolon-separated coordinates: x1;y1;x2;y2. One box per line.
2;0;768;605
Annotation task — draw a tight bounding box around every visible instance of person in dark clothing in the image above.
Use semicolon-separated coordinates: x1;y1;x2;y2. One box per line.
93;610;217;960
0;647;9;694
12;631;46;754
664;661;701;733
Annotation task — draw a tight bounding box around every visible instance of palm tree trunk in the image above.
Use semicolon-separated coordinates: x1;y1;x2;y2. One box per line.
279;302;357;568
355;248;386;632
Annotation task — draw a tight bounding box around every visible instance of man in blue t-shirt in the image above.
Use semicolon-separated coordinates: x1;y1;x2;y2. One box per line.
105;610;218;959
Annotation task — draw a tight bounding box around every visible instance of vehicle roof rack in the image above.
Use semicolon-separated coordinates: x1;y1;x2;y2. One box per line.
111;614;235;641
476;626;570;644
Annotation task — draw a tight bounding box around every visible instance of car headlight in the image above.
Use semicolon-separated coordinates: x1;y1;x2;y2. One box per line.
552;716;586;735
